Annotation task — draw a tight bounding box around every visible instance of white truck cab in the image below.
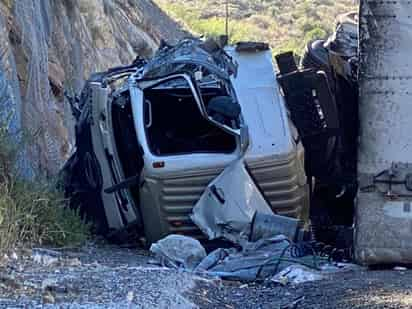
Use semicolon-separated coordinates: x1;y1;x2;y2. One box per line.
129;43;309;243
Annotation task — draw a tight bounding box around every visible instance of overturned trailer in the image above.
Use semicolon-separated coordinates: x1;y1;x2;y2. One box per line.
356;1;412;265
63;39;309;244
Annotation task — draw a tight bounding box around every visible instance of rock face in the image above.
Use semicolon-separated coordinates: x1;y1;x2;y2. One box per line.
0;0;186;174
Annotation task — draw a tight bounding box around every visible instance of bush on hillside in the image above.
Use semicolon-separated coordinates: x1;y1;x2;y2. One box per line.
0;114;90;252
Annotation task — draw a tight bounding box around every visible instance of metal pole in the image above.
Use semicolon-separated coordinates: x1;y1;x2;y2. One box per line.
225;0;229;38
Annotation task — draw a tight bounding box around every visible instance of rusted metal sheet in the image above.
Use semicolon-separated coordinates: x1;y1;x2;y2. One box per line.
356;0;412;264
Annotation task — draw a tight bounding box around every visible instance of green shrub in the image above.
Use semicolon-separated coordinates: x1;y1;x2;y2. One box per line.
0;181;90;250
0;115;90;252
155;0;357;57
304;27;327;42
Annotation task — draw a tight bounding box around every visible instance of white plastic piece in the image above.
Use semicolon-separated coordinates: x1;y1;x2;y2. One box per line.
150;234;207;270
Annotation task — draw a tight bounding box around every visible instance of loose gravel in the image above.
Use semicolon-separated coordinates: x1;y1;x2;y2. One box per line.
0;244;411;308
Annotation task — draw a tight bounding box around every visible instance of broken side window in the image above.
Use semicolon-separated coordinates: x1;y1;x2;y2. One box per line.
143;77;237;156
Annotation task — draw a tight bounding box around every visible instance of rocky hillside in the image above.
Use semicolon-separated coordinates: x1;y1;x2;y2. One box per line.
0;0;186;174
155;0;358;54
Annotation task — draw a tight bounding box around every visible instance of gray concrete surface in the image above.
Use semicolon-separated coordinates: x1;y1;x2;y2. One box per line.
0;244;411;308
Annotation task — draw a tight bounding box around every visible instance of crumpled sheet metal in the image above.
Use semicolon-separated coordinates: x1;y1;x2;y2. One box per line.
139;39;238;81
325;11;358;58
250;212;300;242
195;236;293;282
190;159;274;245
324;11;358;82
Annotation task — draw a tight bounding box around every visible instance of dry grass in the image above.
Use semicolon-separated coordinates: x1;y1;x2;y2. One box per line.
0;115;90;252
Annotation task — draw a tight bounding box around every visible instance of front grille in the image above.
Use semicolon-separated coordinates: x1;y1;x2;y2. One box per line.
248;157;309;219
155;155;309;238
160;169;224;238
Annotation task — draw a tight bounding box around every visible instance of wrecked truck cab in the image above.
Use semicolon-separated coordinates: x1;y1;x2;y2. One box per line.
63;39;309;244
130;42;309;244
129;42;249;243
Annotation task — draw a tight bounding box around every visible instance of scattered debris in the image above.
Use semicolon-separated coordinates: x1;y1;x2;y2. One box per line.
250;212;301;243
150;232;331;283
195;236;304;282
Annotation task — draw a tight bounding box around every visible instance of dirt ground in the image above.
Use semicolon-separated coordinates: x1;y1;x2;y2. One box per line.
0;244;411;309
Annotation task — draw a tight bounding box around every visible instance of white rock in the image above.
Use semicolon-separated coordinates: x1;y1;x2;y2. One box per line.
66;257;82;267
41;278;58;290
127;291;134;302
272;265;323;285
32;249;61;266
394;266;408;271
10;252;18;260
